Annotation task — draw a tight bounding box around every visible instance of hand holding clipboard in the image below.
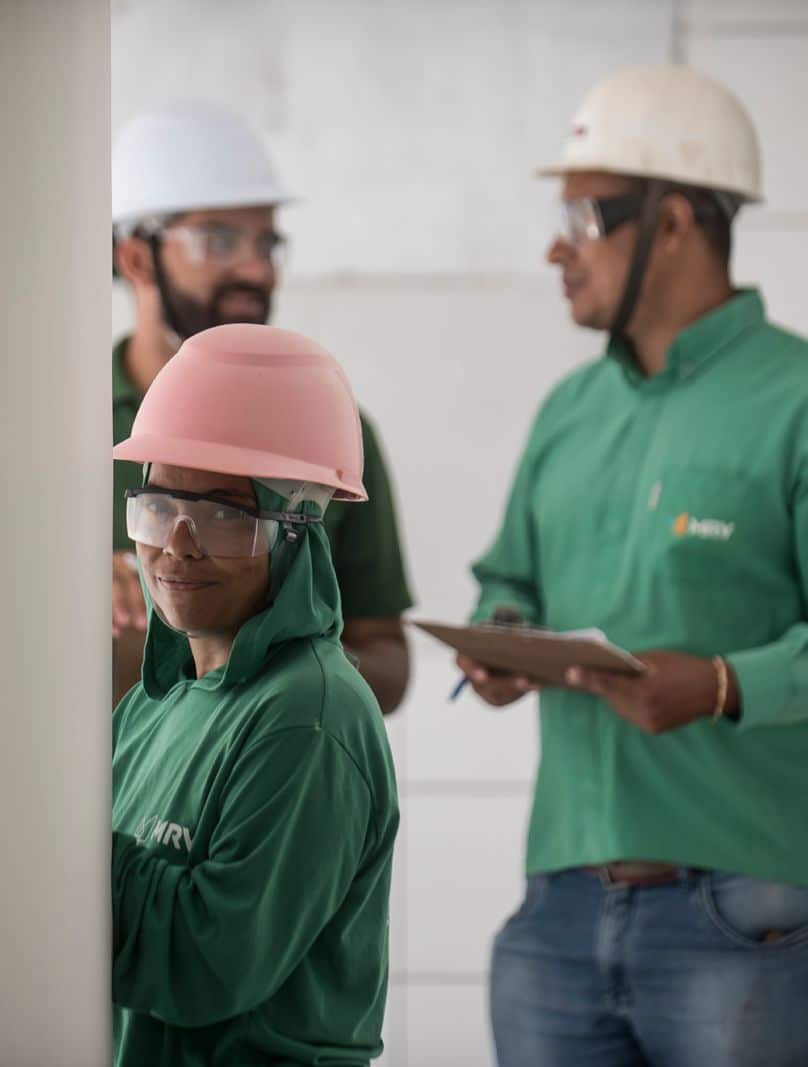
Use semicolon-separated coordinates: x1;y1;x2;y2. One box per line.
412;611;645;700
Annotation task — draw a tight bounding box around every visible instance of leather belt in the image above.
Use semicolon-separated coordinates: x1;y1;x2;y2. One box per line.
586;860;681;888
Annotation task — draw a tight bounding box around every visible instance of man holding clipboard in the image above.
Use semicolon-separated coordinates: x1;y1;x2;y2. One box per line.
462;66;808;1067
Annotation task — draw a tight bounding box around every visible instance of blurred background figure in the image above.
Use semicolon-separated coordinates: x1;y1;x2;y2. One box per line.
112;103;413;711
465;62;808;1067
113;3;808;1062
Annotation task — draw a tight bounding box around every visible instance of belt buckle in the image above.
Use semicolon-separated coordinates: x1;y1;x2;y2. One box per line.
596;864;624;889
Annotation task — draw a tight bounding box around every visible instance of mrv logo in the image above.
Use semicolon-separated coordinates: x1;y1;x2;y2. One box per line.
135;814;193;853
673;512;735;542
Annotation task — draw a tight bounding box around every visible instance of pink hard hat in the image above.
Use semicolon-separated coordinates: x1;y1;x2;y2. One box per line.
113;324;367;501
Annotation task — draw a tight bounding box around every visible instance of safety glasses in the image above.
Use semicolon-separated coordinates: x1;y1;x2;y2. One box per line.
161;222;288;268
125;488;319;558
558;190;724;247
557;194;645;246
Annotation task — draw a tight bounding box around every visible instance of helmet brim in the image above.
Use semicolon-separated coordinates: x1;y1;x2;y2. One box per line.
113;433;367;502
534;161;763;203
112;189;297;230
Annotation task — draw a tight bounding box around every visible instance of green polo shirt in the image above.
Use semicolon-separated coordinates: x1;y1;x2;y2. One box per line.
472;290;808;885
113;338;413;618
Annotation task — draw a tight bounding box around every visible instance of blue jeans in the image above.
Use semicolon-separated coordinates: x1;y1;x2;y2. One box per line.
490;868;808;1067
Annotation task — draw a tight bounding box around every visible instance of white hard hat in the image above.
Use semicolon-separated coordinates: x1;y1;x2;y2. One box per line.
538;64;762;203
112;103;293;231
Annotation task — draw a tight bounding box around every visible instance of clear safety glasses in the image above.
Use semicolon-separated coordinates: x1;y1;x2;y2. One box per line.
161;222;288;268
557;194;645;246
125;488;319;558
557;190;725;247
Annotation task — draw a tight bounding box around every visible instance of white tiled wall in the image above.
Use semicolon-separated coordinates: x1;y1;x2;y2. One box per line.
404;794;528;977
402;636;538;785
112;2;808;1062
113;0;674;278
407;984;494;1067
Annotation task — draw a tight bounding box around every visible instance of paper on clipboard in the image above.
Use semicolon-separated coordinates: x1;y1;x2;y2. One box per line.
412;619;646;686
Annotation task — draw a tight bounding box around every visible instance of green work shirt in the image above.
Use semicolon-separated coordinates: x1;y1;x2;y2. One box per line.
113;338;413;618
472;289;808;886
112;483;398;1065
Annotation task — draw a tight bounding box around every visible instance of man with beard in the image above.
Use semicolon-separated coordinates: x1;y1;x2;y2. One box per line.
112;104;413;709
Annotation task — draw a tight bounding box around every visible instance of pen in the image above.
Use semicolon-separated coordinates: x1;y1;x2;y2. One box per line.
447;605;525;702
448;673;470;702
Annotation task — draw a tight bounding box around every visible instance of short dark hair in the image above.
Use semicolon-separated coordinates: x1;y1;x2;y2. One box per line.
112;213;184;280
631;181;735;268
668;182;737;265
624;177;737;265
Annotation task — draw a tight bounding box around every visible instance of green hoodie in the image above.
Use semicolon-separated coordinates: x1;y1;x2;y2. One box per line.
111;484;399;1066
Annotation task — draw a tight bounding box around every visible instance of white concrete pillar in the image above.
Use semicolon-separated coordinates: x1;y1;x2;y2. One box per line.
0;1;111;1063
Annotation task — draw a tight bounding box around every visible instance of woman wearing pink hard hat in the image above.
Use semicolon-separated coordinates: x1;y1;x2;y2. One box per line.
111;323;398;1066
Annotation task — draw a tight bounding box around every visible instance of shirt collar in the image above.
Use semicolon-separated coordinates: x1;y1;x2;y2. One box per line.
607;288;766;387
112;335;142;407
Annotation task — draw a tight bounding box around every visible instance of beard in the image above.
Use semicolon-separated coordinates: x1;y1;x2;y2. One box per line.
163;279;273;339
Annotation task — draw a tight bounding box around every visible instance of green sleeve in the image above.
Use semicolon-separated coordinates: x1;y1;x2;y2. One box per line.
112;396;142;552
727;463;808;729
113;455;142;552
330;415;414;618
112;728;372;1028
470;414;544;626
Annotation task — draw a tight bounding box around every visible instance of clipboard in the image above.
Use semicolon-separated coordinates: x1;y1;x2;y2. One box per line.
412;619;646;687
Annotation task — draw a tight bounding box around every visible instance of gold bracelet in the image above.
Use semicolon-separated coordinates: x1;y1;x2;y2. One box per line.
711;656;728;723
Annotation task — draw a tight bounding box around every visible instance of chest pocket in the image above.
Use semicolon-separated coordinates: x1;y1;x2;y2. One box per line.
638;465;793;653
647;465;782;588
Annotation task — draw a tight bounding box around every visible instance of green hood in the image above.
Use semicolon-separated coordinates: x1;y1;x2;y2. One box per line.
141;482;342;699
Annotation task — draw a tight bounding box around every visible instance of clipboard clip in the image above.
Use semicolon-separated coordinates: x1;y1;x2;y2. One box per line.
487;605;528;629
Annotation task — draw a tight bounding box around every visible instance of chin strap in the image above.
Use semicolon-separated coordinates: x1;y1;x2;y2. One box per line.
609;180;666;342
257;480;334;605
147;233;189;343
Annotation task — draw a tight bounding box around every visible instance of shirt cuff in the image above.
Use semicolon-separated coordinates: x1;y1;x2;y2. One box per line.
726;642;793;731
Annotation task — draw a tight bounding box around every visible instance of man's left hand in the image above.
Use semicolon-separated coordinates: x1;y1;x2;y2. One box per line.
565;650;739;734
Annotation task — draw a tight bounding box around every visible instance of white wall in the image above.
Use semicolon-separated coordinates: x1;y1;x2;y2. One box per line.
112;2;808;1062
112;0;674;277
1;1;111;1063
